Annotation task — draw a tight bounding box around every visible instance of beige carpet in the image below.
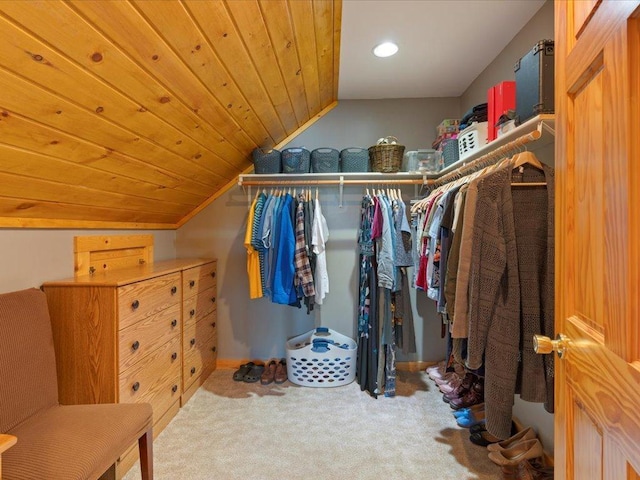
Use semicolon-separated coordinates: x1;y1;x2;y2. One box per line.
124;368;501;480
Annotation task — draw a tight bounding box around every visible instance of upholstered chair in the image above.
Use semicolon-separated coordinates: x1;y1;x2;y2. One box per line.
0;288;153;480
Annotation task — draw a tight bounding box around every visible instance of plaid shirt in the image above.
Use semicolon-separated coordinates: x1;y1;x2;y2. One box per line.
294;197;315;297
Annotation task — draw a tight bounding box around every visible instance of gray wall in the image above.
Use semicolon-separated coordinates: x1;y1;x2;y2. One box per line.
460;0;554;112
176;97;461;363
459;0;555;452
0;229;176;294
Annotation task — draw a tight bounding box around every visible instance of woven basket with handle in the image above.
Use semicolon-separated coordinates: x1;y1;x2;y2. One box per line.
368;136;405;173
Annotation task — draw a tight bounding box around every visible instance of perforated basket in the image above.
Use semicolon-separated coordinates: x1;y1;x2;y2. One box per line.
340;148;370;172
458;122;488;161
286;327;357;387
251;148;282;174
442;139;460;168
311;148;340;173
281;147;311;173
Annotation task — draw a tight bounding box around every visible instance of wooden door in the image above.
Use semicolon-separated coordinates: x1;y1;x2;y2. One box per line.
554;1;640;478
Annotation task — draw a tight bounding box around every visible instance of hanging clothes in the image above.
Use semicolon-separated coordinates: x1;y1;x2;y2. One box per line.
356;190;415;398
312;196;329;305
244;189;329;313
411;151;555;441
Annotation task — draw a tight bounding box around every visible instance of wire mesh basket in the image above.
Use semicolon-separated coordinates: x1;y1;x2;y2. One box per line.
286;327;357;387
281;147;311;173
311;148;340;173
251;148;282;174
340;148;370;172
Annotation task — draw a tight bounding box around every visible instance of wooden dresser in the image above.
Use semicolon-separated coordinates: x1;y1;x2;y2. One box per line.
42;258;217;477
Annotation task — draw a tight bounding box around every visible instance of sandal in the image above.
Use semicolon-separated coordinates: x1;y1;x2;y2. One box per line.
243;363;264;383
233;362;254;381
260;360;277;385
274;359;287;384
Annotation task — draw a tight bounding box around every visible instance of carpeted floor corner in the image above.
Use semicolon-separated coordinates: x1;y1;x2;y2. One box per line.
123;368;501;480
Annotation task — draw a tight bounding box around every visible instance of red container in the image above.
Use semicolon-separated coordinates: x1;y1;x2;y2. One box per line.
487;81;516;141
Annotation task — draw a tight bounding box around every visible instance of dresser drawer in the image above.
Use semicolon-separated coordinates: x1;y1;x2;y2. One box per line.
182;285;217;323
182;261;217;300
183;310;216;346
118;272;181;330
183;331;217;391
119;335;181;417
119;303;181;372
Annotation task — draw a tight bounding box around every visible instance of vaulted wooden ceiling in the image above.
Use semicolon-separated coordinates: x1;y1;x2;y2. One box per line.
0;0;341;228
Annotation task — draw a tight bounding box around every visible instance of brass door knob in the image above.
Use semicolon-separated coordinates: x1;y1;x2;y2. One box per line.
533;333;570;359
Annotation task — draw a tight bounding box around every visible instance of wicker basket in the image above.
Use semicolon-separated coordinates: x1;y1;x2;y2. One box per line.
340;148;370;172
281;147;310;173
251;148;282;174
369;140;405;173
311;148;340;173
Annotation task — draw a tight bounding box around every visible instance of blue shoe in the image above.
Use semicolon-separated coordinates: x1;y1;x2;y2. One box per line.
456;412;485;428
452;408;471;418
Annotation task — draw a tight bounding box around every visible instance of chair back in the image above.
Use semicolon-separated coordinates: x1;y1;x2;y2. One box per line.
0;288;59;432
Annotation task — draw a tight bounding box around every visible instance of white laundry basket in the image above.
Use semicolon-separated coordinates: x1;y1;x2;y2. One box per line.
286;327;357;387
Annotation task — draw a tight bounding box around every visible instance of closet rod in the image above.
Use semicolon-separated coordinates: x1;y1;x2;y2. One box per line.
238;178;426;186
429;124;544;188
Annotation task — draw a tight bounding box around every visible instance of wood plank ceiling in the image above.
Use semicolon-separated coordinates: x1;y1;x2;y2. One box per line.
0;0;341;228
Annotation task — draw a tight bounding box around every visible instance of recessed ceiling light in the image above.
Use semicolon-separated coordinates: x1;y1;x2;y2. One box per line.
373;42;398;58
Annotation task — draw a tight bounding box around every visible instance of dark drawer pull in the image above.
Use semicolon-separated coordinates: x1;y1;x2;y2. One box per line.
132;382;140;392
171;319;178;328
131;300;140;310
211;297;216;303
171;352;178;361
212;346;217;353
190;338;196;347
171;286;177;295
190;367;196;375
132;340;140;351
211;272;216;278
189;280;195;288
190;309;195;317
211;322;216;328
172;384;178;393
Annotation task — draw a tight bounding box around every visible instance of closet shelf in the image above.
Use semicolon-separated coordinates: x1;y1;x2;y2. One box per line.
237;114;555;190
438;114;555;177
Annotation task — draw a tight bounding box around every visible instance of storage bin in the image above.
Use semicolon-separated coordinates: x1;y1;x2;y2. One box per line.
436;119;460;137
286;327;357;387
251;148;282;174
403;149;440;173
514;40;554;123
369;137;404;173
487;81;515;141
441;139;459;168
281;147;311;173
310;148;340;173
340;148;370;172
458;122;488;161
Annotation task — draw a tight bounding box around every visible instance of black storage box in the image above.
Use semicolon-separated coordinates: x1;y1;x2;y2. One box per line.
514;40;554;124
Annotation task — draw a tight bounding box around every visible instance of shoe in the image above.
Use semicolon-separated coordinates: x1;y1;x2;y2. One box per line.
469;423;487;434
426;360;446;375
469;429;503;447
243;363;265;383
274;358;287;384
449;377;484;409
517;458;554;480
233;362;254;381
452;403;485;418
469;422;518;447
260;360;277;385
487;426;537;452
443;372;476;402
487;438;544;467
456;410;485;428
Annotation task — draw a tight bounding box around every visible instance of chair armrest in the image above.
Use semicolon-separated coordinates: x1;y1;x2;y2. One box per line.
0;434;17;480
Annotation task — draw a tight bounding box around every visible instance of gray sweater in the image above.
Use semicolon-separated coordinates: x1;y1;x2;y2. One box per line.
466;164;555;440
